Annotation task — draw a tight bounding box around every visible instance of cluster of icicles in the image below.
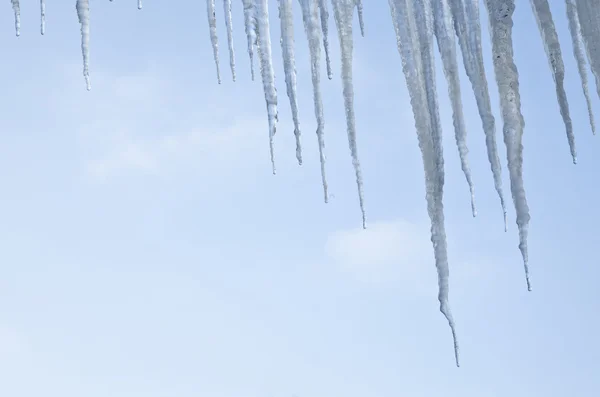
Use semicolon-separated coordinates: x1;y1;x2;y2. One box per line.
9;0;600;366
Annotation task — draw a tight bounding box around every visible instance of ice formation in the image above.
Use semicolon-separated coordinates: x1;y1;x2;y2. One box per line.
7;0;599;365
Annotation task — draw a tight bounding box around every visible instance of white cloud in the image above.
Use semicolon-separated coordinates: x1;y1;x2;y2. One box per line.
325;219;435;285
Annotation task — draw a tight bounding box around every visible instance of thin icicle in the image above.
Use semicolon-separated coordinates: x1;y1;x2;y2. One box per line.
76;0;91;91
279;0;303;165
575;1;600;113
224;0;237;81
450;0;507;230
299;0;329;201
332;0;366;228
40;0;46;35
11;0;20;37
432;0;476;216
356;0;365;37
565;0;595;135
256;0;279;174
242;0;257;80
388;0;459;367
484;0;532;291
207;0;222;84
318;0;333;79
530;0;576;163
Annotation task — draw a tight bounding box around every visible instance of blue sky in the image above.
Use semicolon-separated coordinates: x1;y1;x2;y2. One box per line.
1;1;599;396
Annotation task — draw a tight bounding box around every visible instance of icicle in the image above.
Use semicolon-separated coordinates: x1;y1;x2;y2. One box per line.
242;0;257;80
256;0;279;174
432;0;476;216
11;0;20;37
76;0;91;91
575;1;600;117
356;0;365;37
484;0;532;291
565;0;595;135
279;0;303;165
530;0;576;163
138;0;143;10
449;0;507;230
40;0;45;35
299;0;329;201
207;0;222;84
331;0;366;228
224;0;237;81
388;0;459;367
317;0;333;79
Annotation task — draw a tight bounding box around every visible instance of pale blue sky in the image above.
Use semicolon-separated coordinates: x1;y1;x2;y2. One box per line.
1;1;599;396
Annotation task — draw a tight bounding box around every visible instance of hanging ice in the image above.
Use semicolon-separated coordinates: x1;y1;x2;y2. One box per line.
388;0;459;367
207;0;222;84
76;0;91;91
450;0;507;230
565;0;595;134
484;0;532;291
138;0;143;10
332;0;367;228
575;1;600;109
299;0;329;202
224;0;237;81
242;0;257;80
256;0;279;174
278;0;303;165
40;0;45;35
11;0;20;37
432;0;476;216
318;0;333;79
356;0;365;37
530;0;576;163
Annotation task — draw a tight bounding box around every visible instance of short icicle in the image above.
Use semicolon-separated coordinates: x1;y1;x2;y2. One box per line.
76;0;91;91
207;0;222;84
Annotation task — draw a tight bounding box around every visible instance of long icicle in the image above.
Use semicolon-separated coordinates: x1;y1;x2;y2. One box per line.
388;0;459;367
356;0;365;37
207;0;222;84
40;0;45;35
318;0;333;79
484;0;532;291
224;0;237;81
565;0;595;135
242;0;257;80
450;0;507;230
11;0;20;37
299;0;329;201
530;0;576;163
332;0;367;228
432;0;476;216
76;0;91;91
256;0;279;174
575;1;600;110
279;0;303;165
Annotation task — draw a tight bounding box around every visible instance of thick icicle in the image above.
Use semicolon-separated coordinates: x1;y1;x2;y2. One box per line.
530;0;576;163
484;0;532;291
450;0;507;230
224;0;237;81
432;0;476;216
242;0;257;80
575;1;600;108
138;0;142;9
279;0;303;165
40;0;45;35
565;0;595;134
76;0;91;91
388;0;459;367
356;0;365;37
318;0;333;79
299;0;329;201
256;0;279;174
331;0;367;228
207;0;222;84
11;0;20;37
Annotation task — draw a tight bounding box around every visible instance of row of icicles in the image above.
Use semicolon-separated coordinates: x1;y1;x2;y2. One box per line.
8;0;600;366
